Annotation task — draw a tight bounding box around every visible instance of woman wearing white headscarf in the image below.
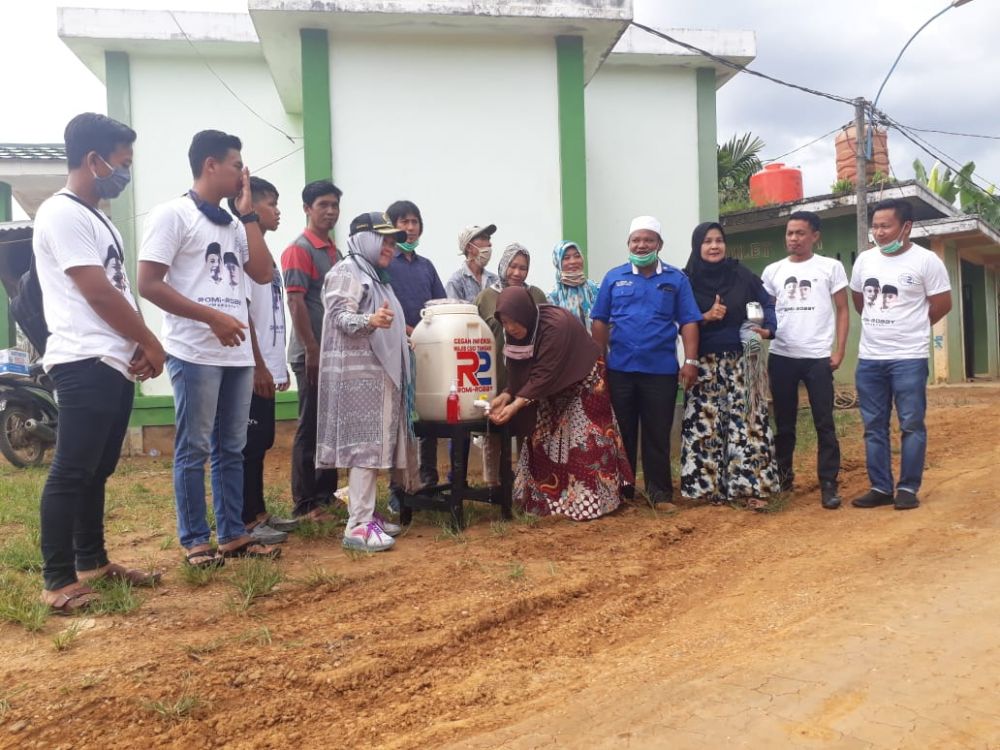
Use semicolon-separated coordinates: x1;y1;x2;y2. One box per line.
316;212;417;552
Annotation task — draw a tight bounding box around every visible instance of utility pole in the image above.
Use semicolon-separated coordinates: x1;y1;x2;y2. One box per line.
854;97;869;253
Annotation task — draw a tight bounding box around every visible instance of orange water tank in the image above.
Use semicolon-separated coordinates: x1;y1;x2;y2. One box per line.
835;125;889;185
749;163;804;206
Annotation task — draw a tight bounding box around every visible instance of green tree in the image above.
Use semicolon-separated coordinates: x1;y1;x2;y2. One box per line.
913;158;1000;227
718;132;765;212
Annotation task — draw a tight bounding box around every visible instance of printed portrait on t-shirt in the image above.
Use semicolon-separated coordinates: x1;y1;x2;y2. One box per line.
783;276;798;300
798;279;812;300
880;284;899;310
223;251;240;290
103;245;126;293
206;242;223;284
862;277;880;307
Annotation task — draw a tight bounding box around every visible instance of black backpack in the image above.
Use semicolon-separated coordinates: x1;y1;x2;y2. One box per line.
9;254;49;355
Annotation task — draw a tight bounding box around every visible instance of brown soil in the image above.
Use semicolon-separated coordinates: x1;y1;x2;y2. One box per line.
2;386;999;749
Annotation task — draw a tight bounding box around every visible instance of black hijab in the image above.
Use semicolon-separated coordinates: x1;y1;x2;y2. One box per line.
684;221;756;329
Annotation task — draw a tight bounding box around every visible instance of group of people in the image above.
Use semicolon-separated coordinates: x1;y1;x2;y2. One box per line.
31;112;952;612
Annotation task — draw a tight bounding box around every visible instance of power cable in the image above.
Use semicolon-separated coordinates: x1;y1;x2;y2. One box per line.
167;11;301;144
762;126;843;164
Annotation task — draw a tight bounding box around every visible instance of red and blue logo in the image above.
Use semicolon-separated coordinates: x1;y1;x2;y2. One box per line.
456;350;492;388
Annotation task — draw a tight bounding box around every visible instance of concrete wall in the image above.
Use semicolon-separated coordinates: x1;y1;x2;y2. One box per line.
127;54;304;396
585;63;700;277
326;33;563;294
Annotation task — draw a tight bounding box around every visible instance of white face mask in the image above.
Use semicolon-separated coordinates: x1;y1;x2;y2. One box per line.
474;245;493;268
503;342;535;360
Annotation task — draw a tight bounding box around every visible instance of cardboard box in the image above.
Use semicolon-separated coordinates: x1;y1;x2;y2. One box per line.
0;349;30;377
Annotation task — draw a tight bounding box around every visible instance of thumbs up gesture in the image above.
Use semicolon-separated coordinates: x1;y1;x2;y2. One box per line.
707;294;727;322
369;301;394;329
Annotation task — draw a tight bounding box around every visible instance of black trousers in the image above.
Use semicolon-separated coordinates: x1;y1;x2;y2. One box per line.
607;370;678;498
768;353;841;486
40;359;133;591
242;392;275;525
290;364;338;516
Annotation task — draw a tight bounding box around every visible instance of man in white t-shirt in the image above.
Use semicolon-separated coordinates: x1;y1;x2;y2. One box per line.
227;177;298;544
34;113;165;613
762;211;849;510
849;198;952;511
138;129;280;567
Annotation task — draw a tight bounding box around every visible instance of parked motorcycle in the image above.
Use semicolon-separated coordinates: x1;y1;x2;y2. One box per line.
0;364;57;468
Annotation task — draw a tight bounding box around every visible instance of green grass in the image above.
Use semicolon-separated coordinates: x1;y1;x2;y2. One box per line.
508;561;526;580
52;622;82;652
0;572;49;631
0;686;26;722
89;577;142;616
237;626;273;646
141;693;205;722
298;566;344;589
435;522;467;544
228;559;283;614
0;530;42;573
490;520;510;538
178;559;223;587
512;509;539;528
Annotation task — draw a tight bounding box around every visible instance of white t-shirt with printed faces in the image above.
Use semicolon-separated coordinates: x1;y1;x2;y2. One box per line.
248;266;288;385
849;245;951;360
34;190;140;379
762;254;848;359
140;195;252;366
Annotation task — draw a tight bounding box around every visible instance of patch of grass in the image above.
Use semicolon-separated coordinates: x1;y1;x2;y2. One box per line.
299;566;344;589
52;622;82;652
294;519;341;540
490;520;510;538
0;686;26;722
508;561;526;580
238;626;272;646
0;530;43;573
758;493;792;514
183;638;223;658
228;559;283;614
0;572;49;631
179;561;223;587
90;577;142;615
158;536;176;551
512;509;539;528
141;693;205;723
435;523;467;544
343;547;374;562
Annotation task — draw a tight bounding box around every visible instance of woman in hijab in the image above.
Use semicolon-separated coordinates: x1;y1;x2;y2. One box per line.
547;240;600;332
680;221;779;510
490;287;633;520
316;212;417;552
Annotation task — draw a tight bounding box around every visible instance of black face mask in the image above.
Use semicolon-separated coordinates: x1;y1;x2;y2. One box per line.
187;190;233;226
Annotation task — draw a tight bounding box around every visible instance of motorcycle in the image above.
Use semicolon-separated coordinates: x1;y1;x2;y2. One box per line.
0;364;58;468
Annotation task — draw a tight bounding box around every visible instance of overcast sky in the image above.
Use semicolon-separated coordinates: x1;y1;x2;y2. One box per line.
3;0;998;218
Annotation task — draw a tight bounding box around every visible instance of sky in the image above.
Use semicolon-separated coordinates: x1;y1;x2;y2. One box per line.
2;0;999;218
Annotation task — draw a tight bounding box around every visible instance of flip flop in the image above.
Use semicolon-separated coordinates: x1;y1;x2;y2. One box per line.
79;563;162;587
184;548;225;569
220;540;281;560
42;585;100;616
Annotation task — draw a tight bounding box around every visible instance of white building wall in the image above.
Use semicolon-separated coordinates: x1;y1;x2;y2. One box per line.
327;34;563;294
128;54;304;395
585;63;700;279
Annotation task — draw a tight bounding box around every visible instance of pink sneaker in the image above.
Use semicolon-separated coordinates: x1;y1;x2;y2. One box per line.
342;522;395;552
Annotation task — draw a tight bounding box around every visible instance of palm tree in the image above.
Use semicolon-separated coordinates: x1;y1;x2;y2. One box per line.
718;132;765;210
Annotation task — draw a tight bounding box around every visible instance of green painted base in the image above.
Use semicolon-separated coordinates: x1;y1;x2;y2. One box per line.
129;391;300;427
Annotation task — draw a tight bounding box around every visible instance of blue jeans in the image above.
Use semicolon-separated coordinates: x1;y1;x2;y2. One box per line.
855;358;928;495
166;357;253;548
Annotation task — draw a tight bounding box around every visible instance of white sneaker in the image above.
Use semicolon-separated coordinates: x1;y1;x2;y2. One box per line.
373;511;402;537
342;522;395;552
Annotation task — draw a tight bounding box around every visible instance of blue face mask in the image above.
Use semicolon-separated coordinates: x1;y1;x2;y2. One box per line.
92;155;131;200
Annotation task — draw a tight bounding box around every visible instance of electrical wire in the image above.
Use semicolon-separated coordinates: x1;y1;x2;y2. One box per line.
762;126;844;164
896;124;1000;141
167;11;301;144
630;22;856;105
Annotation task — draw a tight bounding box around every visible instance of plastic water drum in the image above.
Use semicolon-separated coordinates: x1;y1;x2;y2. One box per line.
411;300;496;422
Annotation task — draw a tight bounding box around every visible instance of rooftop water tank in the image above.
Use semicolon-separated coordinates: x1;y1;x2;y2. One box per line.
749;163;804;206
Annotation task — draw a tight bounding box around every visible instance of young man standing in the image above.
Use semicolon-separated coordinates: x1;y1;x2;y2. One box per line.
229;177;298;544
446;224;499;302
385;200;446;489
849;198;952;511
34;113;165;612
762;211;849;509
139;129;279;566
281;180;343;521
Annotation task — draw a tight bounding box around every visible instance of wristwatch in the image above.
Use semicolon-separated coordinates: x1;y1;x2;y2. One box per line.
239;211;260;225
683;359;699;367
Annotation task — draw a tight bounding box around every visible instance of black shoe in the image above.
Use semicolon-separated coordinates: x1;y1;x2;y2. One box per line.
894;489;920;511
820;484;842;510
851;489;894;508
388;488;403;514
779;473;795;493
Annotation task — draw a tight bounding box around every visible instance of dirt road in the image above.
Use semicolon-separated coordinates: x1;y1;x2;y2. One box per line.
1;388;998;749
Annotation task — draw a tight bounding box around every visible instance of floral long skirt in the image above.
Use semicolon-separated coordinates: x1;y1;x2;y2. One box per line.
515;362;634;520
680;352;779;503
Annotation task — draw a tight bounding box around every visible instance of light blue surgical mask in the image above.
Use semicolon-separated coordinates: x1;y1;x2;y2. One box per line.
397;239;419;254
92;155;131;200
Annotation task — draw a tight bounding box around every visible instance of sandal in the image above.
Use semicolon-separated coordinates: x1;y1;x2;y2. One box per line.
220;540;281;560
79;563;162;587
41;585;100;616
184;548;225;569
745;498;769;512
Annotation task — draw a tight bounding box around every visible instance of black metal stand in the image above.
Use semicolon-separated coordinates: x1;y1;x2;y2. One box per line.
399;419;513;530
